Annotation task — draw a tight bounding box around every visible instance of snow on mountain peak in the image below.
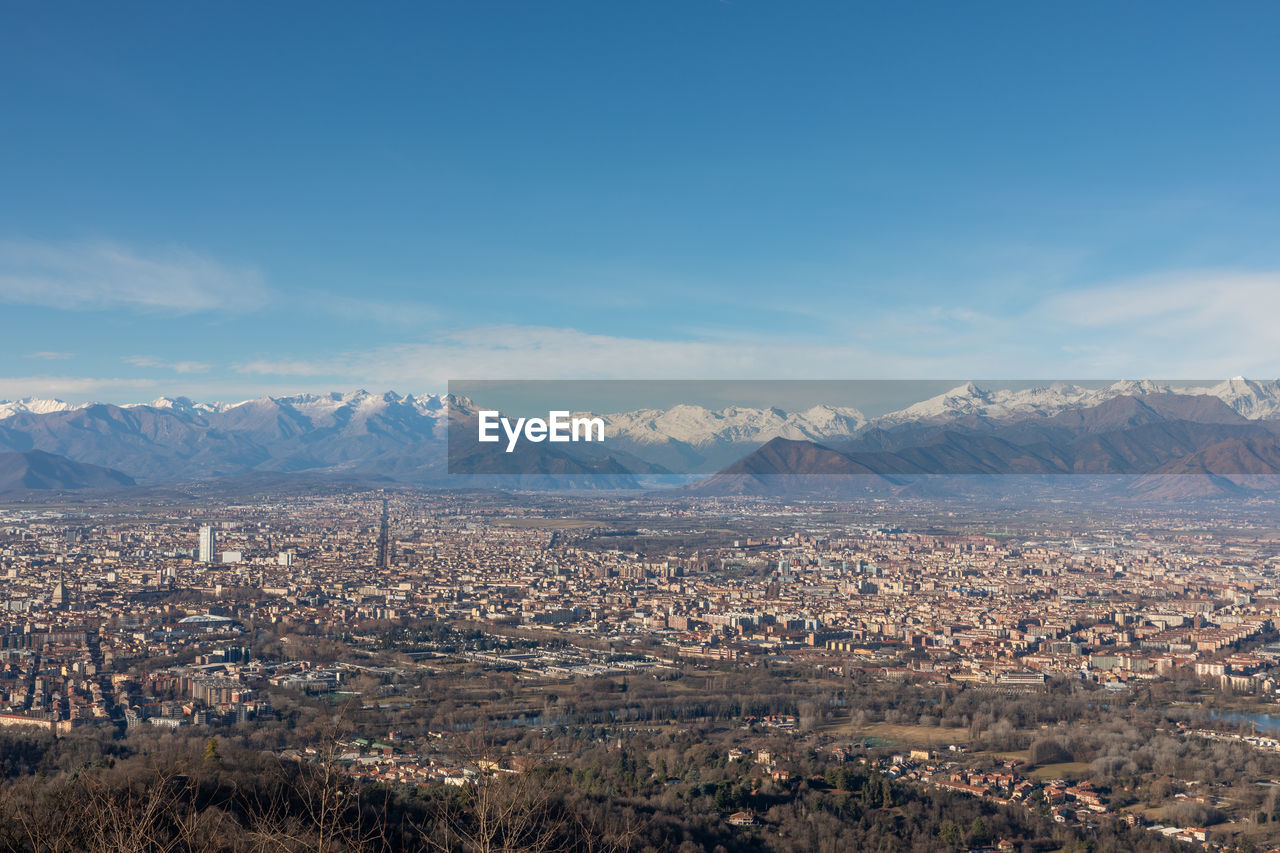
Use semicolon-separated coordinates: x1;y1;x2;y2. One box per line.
876;382;1115;426
124;396;233;415
597;403;866;446
0;397;84;420
1205;377;1280;419
1105;379;1176;396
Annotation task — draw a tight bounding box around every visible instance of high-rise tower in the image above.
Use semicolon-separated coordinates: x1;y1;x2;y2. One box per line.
198;525;216;563
376;499;391;568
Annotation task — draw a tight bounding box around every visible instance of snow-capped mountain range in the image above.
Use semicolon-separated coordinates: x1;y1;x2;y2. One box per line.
0;390;461;484
123;390;454;421
0;391;868;446
0;397;85;419
592;403;867;447
2;380;1280;489
870;378;1280;426
0;391;454;425
5;379;1280;443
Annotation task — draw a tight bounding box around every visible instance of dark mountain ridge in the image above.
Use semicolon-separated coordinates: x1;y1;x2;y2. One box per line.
0;450;135;493
692;395;1280;499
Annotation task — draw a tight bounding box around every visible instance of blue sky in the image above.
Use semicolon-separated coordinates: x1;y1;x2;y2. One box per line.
3;1;1280;402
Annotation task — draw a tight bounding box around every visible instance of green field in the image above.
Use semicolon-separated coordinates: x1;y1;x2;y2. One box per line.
1027;761;1092;781
823;720;971;747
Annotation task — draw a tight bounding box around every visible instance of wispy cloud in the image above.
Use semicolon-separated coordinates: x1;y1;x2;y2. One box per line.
1043;270;1280;328
308;294;441;327
233;325;942;385
0;375;160;399
1038;270;1280;376
123;355;212;374
229;268;1280;390
23;351;73;360
11;267;1280;403
0;239;268;313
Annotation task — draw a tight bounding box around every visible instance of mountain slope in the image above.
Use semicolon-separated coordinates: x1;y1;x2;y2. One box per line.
689;438;895;497
1130;434;1280;497
0;450;135;492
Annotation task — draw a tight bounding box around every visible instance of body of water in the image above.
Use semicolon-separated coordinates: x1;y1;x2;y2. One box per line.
1208;710;1280;733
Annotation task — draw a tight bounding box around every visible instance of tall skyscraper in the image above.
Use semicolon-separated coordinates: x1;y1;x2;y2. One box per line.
198;525;216;563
